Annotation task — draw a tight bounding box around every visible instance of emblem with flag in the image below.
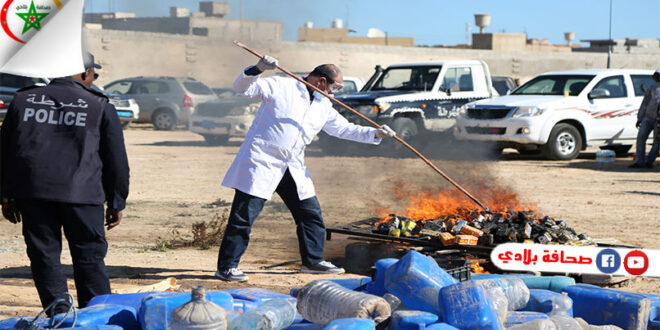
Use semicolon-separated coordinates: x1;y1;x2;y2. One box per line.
1;0;85;77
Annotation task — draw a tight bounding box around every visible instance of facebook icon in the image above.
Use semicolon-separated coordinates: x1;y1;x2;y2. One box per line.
596;249;621;274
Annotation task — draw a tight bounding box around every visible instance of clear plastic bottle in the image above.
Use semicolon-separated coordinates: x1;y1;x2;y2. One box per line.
507;318;558;330
229;299;296;330
574;317;623;330
382;293;403;312
171;286;228;330
296;280;391;325
476;277;529;311
548;293;582;330
595;149;615;163
477;280;508;320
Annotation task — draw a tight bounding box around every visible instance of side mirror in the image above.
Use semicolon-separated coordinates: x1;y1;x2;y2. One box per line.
588;88;610;99
440;82;456;96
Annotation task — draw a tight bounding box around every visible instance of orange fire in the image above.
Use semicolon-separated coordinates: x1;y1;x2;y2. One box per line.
378;181;538;222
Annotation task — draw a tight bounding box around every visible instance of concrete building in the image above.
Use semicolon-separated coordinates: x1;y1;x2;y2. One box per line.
297;23;414;47
578;38;660;54
472;33;571;52
83;1;282;43
81;3;659;89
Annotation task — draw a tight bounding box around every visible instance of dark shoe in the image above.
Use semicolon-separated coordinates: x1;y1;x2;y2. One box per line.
644;164;654;169
301;260;345;274
628;163;644;168
215;268;249;282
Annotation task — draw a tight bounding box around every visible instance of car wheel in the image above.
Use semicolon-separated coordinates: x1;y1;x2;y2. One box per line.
543;123;582;160
152;110;176;130
600;145;632;157
121;121;131;129
385;117;418;156
203;134;229;146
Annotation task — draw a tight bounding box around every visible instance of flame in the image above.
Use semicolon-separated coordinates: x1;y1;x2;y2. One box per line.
377;181;539;222
470;260;487;274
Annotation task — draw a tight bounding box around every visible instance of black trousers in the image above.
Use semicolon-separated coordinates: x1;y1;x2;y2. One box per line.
17;199;110;310
217;169;326;270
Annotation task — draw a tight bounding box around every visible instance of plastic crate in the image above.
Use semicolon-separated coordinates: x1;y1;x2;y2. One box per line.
434;257;471;282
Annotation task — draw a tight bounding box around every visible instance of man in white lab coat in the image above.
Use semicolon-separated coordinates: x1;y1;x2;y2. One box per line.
216;56;395;281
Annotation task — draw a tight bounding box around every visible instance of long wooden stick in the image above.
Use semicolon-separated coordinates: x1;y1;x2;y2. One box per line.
233;40;490;212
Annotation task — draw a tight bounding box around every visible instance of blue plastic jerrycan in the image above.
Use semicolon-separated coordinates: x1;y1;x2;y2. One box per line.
53;304;139;330
366;258;398;296
439;280;504;330
384;251;457;314
563;283;650;330
641;293;660;330
424;323;459;329
87;291;164;312
322;318;375;329
521;289;573;316
504;311;549;327
471;274;574;293
389;310;439;330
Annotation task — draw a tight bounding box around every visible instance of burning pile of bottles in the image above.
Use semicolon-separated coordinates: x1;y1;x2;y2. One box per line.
372;210;594;247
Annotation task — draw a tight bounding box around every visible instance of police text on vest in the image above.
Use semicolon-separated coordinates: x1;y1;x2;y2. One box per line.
23;108;87;127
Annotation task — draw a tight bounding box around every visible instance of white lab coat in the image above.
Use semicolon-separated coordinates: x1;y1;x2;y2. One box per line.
222;70;382;200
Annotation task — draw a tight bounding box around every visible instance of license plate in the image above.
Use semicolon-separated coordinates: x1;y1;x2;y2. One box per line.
117;111;132;118
201;120;216;129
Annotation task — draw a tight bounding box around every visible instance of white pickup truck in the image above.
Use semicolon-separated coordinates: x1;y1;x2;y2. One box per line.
322;60;498;152
454;69;655;160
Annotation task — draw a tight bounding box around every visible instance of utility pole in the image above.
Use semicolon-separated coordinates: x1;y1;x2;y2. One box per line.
607;0;612;68
240;0;244;40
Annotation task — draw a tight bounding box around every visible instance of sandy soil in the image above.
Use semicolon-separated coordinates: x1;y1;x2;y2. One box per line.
0;124;658;318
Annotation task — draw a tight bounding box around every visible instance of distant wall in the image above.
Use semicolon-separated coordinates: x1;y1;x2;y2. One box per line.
298;27;414;47
85;29;660;89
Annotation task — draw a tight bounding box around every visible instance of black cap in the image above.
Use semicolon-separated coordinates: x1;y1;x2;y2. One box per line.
83;52;102;69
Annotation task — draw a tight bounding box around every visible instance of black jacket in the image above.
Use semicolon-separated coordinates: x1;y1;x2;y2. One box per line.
1;77;129;210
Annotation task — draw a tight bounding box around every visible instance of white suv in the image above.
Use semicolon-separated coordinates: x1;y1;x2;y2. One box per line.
454;69;655;160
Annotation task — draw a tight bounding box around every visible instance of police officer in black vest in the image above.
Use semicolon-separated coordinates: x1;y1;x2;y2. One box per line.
0;52;129;314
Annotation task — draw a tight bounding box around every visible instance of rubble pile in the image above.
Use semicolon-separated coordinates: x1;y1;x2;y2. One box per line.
372;210;594;247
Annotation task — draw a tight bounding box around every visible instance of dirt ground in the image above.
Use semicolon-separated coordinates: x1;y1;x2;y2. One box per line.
0;124;658;318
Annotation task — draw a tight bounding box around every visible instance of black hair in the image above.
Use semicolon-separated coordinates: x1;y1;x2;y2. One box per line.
309;64;339;83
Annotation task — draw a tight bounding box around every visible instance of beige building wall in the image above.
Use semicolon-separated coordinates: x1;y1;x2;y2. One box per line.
473;33;527;51
85;29;660;89
191;17;282;42
298;27;414;47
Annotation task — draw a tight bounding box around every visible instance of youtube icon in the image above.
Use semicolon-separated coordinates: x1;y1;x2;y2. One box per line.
623;250;649;276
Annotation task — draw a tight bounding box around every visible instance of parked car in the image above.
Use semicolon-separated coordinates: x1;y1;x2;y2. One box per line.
454;69;655;160
1;73;138;127
335;76;365;95
190;88;259;145
0;73;49;120
91;84;140;128
104;76;218;130
491;76;518;96
324;61;497;152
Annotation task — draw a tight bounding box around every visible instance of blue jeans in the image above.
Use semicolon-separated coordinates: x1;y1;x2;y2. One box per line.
635;117;660;166
217;169;326;270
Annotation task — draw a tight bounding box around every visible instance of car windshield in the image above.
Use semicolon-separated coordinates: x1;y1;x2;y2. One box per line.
512;75;595;96
371;66;441;91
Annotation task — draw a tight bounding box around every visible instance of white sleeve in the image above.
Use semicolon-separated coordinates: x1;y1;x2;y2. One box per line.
322;107;382;145
233;70;279;103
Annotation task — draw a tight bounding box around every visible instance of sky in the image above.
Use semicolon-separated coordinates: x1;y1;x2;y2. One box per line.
83;0;660;46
